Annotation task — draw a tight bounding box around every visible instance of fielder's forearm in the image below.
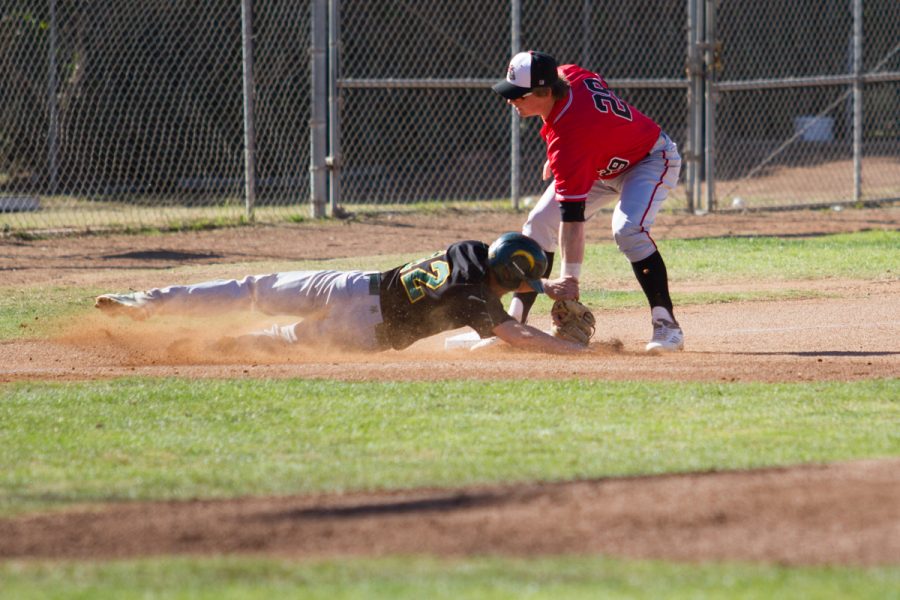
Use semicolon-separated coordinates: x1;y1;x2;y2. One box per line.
559;221;585;279
492;320;586;355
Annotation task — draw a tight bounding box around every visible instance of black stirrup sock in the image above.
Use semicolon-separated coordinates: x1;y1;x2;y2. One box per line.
631;251;674;317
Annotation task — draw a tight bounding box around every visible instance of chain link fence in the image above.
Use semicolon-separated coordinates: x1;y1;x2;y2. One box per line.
2;1;898;234
332;2;510;207
333;0;691;211
712;0;900;210
1;0;311;232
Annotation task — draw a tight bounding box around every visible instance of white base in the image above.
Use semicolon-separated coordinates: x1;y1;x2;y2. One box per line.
443;331;483;350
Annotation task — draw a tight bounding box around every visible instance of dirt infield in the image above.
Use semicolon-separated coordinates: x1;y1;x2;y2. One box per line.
1;279;897;384
3;460;899;566
2;206;898;564
3;206;898;385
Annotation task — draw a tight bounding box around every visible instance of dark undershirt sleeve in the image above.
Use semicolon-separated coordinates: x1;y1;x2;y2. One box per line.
467;292;514;338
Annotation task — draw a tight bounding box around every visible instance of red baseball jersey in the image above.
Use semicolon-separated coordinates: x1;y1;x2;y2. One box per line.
541;64;662;201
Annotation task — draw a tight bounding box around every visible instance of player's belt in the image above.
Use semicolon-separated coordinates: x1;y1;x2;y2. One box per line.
648;131;670;155
367;272;382;295
367;272;392;350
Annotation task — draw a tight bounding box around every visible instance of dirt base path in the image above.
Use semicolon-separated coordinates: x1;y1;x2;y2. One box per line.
2;278;897;384
2;459;898;566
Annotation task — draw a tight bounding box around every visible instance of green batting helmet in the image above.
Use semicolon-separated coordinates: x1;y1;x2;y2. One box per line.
487;232;548;292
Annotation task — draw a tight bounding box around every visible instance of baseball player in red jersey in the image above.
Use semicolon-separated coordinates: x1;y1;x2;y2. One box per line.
493;50;684;353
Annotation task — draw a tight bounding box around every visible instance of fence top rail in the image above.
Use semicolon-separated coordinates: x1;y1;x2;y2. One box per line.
338;78;689;90
716;71;900;92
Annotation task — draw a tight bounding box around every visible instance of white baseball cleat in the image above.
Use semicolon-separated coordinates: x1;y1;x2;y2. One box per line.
645;306;684;354
94;292;151;320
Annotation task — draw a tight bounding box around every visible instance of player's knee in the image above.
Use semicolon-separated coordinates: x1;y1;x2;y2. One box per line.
612;220;636;249
522;223;556;253
613;226;655;262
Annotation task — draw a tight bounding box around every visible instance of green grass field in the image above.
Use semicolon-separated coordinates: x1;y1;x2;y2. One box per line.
1;230;898;598
2;378;898;515
2;556;898;600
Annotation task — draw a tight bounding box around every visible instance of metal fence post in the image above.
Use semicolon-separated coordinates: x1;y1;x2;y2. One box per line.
47;0;59;195
510;0;521;211
703;0;716;212
240;0;258;221
685;0;702;214
581;0;591;68
851;0;863;204
327;0;342;216
310;0;327;218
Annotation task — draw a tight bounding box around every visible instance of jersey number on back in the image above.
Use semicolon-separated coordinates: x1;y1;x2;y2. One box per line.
583;79;632;121
400;259;451;303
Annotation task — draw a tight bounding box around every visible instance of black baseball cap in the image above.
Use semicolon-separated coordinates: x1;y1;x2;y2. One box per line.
492;51;559;100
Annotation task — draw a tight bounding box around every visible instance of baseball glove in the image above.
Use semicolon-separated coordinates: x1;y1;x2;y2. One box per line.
550;299;596;346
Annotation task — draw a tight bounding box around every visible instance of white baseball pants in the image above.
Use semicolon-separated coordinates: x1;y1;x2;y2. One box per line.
523;132;682;263
137;270;386;351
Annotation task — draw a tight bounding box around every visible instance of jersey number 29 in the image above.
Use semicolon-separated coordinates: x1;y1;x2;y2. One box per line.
583;78;632;121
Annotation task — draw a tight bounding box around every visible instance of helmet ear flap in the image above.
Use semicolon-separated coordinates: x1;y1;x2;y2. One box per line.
493;263;518;290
